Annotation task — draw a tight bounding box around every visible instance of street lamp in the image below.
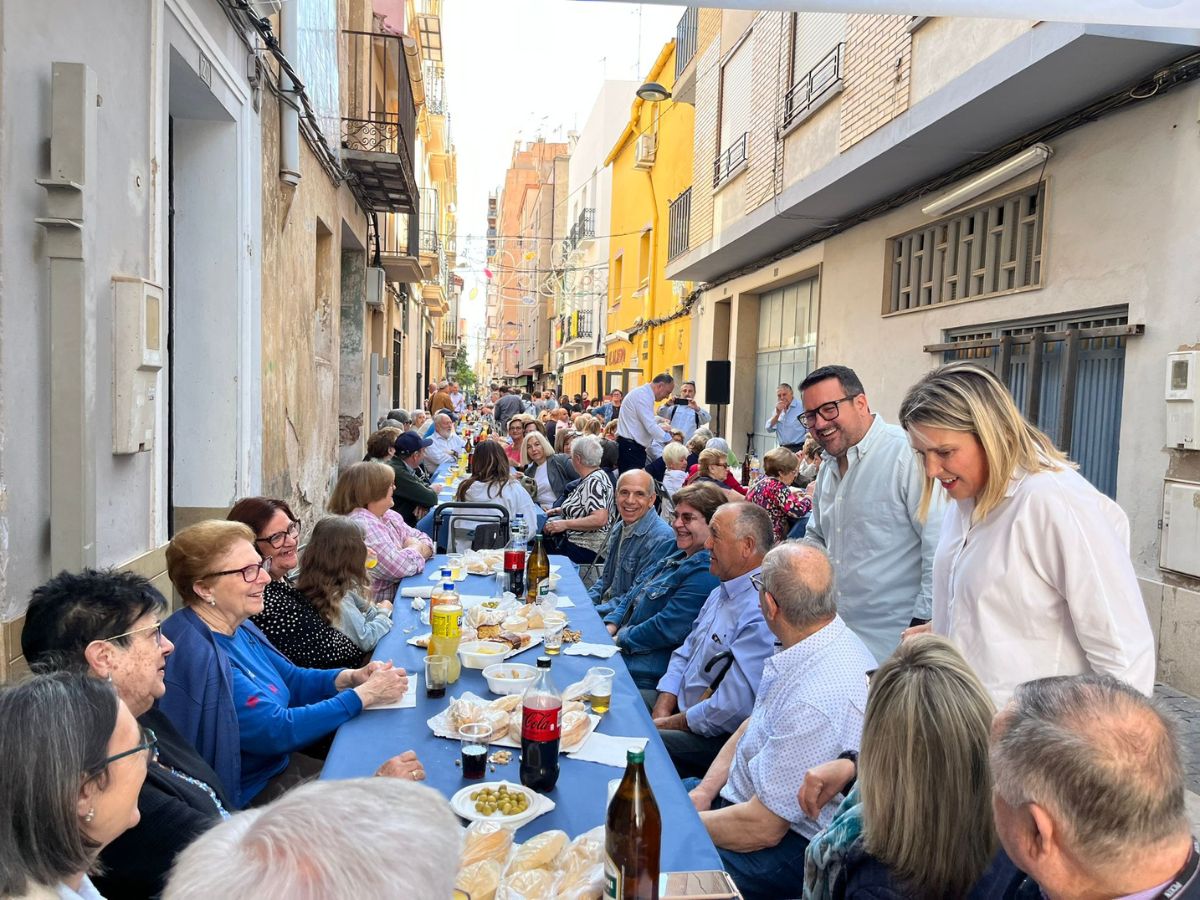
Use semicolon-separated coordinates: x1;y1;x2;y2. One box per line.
636;81;671;102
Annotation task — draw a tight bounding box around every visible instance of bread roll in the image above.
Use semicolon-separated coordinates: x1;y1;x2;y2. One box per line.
508;829;568;872
456;860;501;900
561;710;589;748
489;693;522;713
460;820;514;868
507;710;522;743
496;867;554;900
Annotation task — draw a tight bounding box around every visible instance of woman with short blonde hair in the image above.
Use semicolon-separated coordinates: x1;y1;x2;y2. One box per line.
803;634;997;897
327;461;396;516
898;362;1154;705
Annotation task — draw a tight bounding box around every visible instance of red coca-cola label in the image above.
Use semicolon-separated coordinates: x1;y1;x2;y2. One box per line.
504;550;525;571
522;705;561;742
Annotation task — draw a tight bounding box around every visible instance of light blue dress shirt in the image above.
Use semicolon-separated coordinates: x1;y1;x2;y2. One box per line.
656;568;776;737
765;397;807;447
803;413;943;665
721;615;875;839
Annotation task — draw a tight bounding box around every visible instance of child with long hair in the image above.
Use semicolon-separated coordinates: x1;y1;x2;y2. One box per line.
295;516;392;653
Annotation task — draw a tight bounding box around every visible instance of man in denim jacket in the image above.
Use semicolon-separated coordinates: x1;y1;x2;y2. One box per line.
601;482;725;691
588;470;675;607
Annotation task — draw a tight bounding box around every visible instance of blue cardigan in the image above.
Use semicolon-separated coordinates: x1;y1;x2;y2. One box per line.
159;607;360;805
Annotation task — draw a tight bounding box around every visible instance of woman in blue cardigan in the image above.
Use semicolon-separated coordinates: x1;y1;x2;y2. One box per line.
160;520;417;807
601;482;725;692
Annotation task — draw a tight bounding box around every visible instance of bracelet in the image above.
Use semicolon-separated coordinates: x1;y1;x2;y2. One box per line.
836;750;859;793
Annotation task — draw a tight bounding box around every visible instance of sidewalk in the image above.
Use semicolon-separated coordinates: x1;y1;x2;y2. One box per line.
1154;684;1200;832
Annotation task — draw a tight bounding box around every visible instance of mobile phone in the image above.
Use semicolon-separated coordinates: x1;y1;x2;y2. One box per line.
673;398;689;406
659;870;742;899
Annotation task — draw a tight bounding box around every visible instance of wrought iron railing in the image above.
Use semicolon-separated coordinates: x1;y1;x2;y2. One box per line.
567;207;596;253
713;132;748;188
341;30;416;159
667;187;691;261
419;229;440;254
783;43;844;128
676;7;699;78
376;212;419;259
424;63;446;116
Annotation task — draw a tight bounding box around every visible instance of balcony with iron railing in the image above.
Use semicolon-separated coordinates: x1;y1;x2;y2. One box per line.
563;308;594;348
676;7;698;78
374;212;423;284
667;187;691;262
713;132;749;188
566;207;596;254
783;43;845;130
421;248;449;314
424;63;446;116
341;29;418;213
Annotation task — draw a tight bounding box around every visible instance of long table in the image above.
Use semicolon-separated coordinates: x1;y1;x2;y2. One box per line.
321;555;723;872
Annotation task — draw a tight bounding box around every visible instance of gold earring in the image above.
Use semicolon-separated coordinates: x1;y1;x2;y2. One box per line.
84;808;95;823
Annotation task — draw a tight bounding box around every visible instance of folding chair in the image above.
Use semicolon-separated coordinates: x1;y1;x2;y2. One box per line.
431;502;510;554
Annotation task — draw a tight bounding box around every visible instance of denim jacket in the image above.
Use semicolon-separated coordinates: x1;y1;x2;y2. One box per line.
603;549;719;691
587;510;676;605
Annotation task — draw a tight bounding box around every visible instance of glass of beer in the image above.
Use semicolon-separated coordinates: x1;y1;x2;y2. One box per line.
542;614;567;655
459;723;490;780
448;553;465;581
588;666;614;714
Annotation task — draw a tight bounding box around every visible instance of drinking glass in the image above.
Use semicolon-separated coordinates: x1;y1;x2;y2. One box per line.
425;656;449;699
448;553;465;581
587;666;615;714
459;723;490;779
543;614;567;655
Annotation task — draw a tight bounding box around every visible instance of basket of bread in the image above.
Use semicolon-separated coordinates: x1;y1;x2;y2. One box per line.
456;823;605;900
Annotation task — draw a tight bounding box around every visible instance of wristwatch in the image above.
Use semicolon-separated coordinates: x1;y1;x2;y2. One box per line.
836;750;859;793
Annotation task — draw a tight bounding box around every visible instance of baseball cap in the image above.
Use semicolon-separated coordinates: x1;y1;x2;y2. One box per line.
394;431;433;455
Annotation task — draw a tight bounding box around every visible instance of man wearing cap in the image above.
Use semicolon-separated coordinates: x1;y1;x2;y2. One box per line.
391;431;440;527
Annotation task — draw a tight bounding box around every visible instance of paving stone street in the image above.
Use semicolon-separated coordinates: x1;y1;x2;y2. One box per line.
1155;684;1200;831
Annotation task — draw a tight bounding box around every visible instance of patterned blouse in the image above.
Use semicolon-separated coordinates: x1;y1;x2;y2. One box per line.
348;507;434;602
746;475;813;544
560;469;614;554
251;579;366;669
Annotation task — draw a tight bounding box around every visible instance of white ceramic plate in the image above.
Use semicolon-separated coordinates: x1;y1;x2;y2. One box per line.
450;780;543;828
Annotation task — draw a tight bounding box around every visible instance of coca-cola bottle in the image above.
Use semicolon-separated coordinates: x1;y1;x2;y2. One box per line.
520;656;561;792
504;515;527;596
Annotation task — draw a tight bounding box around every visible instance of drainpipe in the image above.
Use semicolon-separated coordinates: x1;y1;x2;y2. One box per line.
643;164;659;373
279;0;301;186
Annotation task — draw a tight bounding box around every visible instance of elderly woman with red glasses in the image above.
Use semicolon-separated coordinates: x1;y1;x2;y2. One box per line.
159;521;421;809
228;497;367;670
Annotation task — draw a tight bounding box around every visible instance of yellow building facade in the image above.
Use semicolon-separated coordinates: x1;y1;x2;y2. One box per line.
603;41;695;392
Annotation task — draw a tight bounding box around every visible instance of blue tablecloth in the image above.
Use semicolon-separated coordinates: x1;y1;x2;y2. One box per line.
321;555;722;872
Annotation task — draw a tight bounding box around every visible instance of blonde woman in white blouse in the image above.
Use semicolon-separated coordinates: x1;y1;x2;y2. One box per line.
897;362;1154;705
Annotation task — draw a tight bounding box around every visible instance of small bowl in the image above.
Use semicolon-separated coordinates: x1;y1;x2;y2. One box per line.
482;662;537;695
501;616;527;632
459;640;511;669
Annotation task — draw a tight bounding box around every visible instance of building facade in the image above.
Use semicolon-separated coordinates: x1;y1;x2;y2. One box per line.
552;81;638;398
604;41;695;394
0;0;425;677
665;8;1200;691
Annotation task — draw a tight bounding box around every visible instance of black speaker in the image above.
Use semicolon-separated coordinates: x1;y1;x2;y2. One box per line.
705;360;731;405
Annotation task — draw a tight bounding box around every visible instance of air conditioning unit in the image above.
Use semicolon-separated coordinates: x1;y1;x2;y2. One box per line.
246;0;282;18
634;133;657;170
365;267;386;309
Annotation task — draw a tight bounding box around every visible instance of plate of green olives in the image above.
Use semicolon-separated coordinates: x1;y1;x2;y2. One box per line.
450;781;547;827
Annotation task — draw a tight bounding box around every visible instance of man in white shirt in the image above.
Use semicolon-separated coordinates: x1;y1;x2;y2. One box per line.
800;365;943;666
658;380;711;441
424;413;465;470
616;374;675;473
687;541;874;899
448;382;465;417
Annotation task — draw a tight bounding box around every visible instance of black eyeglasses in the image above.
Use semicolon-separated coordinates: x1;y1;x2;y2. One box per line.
255;521;300;548
203;557;273;583
100;621;164;647
798;396;855;428
89;727;158;775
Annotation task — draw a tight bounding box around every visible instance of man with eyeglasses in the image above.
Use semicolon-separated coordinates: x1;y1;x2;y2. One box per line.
798;365;943;665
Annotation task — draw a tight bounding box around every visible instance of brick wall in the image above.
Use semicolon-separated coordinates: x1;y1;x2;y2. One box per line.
837;14;912;152
690;40;721;248
745;11;787;213
698;7;722;56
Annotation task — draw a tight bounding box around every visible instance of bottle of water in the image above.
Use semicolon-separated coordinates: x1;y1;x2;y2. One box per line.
512;513;527;550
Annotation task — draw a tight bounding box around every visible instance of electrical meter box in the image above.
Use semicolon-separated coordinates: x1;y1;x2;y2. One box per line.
112;276;164;454
1161;479;1200;578
1165;351;1200;450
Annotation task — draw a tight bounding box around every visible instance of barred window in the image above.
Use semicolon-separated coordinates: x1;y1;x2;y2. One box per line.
885;182;1045;315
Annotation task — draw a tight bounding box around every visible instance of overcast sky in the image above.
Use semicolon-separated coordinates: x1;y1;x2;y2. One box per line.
441;0;686;363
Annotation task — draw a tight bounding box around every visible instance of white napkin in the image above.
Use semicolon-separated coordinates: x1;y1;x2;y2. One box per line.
551;594;575;608
366;675;418;710
567;733;649;767
400;586;434;599
563;641;620;659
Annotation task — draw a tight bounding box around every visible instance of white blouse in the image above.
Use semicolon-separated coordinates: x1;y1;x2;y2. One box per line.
932;465;1155;706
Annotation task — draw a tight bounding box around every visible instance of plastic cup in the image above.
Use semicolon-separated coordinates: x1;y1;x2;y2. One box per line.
587;666;615;714
459;723;490;779
543;614;567;654
448;553;465;581
425;656;449;699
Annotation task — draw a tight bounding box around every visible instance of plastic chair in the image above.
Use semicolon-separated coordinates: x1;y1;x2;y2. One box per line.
432;502;510;554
